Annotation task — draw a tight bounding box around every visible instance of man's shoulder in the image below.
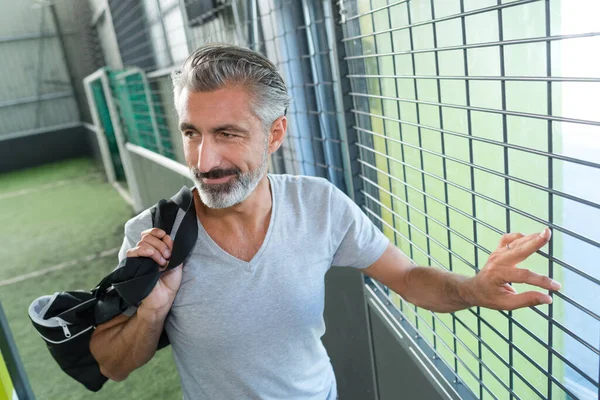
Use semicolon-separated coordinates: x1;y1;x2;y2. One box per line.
123;186;192;234
124;207;153;235
269;173;335;194
268;174;350;215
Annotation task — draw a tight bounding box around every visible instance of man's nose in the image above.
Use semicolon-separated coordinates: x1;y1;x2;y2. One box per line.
197;137;222;173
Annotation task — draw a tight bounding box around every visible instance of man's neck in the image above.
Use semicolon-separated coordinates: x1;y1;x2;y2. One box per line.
194;175;272;231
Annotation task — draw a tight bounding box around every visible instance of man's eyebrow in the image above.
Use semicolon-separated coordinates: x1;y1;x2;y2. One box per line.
179;122;197;132
209;124;249;134
179;123;249;134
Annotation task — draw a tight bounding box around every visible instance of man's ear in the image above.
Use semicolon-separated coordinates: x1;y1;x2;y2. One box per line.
268;115;287;154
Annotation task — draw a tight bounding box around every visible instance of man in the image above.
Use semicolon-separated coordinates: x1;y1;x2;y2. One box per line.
90;44;561;399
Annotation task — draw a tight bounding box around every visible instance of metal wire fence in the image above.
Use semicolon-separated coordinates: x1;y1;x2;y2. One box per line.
342;0;599;399
0;1;82;138
110;69;178;160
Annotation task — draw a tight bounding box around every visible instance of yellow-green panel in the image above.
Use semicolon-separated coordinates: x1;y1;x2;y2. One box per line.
472;143;504;175
465;11;498;44
455;323;483;396
467;47;501;76
469;81;502;110
447;184;473;215
382;98;398;119
502;1;547;40
0;352;13;400
444;136;471;166
441;107;468;135
481;327;510;397
417;308;436;345
432;313;456;361
438;50;466;76
440;80;467;106
408;1;432;24
551;381;571;400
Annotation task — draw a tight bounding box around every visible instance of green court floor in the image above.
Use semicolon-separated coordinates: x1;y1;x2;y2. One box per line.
0;158;182;399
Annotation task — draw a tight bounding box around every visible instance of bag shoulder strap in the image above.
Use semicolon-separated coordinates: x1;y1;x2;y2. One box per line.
164;186;197;271
95;186;197;296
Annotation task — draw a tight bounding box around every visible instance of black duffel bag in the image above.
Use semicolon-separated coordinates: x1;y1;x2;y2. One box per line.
28;186;197;392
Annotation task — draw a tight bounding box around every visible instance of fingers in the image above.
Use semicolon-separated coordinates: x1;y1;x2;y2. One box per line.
501;283;517;294
123;228;174;267
140;228;173;249
500;268;561;291
140;227;167;239
499;291;553;311
503;233;537;250
498;228;551;251
161;234;174;251
501;228;552;264
139;234;171;259
126;244;169;266
497;232;525;249
509;228;548;248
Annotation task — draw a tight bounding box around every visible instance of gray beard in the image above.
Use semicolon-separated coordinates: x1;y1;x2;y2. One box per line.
191;151;268;209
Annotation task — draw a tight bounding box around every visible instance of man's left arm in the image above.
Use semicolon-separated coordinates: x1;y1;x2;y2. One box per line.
362;228;561;313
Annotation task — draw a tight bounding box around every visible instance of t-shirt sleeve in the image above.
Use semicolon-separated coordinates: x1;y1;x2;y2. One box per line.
117;224;136;264
330;185;390;269
117;210;153;263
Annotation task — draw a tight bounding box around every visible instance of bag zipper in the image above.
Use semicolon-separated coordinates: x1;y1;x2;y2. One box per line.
36;325;93;344
59;320;72;338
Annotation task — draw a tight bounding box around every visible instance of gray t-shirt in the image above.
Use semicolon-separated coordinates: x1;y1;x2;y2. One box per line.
118;174;389;400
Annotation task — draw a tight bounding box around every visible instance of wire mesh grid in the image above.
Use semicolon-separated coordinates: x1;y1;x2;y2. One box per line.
106;0;351;191
108;0;189;70
0;1;81;137
342;0;600;399
109;69;178;160
183;0;351;190
106;0;189;160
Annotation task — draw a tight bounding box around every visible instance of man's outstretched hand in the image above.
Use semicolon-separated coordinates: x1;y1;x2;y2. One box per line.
463;228;561;311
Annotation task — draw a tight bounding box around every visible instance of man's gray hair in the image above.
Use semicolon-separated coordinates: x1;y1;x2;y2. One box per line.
172;43;291;129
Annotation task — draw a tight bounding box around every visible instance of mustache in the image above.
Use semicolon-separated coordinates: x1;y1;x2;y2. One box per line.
193;167;241;180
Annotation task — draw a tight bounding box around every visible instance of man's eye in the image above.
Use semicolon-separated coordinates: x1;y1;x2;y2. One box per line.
184;131;196;137
220;132;234;138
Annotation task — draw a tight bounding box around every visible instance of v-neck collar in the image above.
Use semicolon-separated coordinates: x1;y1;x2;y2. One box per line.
193;174;277;270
